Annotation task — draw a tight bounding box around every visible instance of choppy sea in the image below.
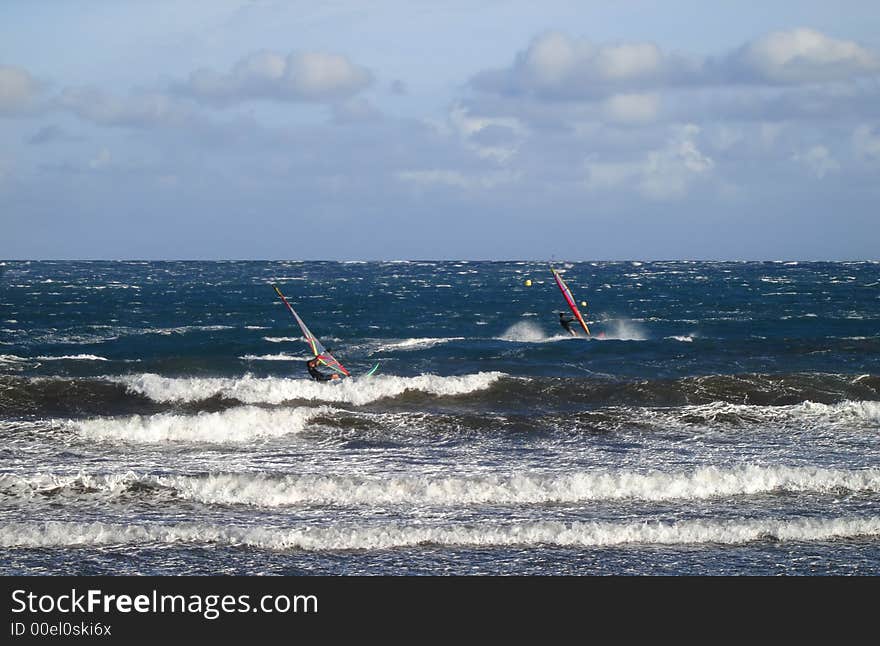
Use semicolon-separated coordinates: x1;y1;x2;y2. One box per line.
1;260;879;575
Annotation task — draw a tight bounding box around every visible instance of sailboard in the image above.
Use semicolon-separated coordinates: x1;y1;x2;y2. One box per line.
550;266;591;336
271;284;351;378
363;362;380;377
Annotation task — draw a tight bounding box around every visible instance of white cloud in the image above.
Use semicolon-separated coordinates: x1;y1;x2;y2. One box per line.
602;93;660;124
447;105;527;140
0;65;41;114
444;105;527;163
475;31;680;100
792;145;840;178
58;87;195;128
640;127;714;198
179;50;373;105
585;124;713;200
596;42;663;80
472;28;880;107
520;31;579;87
736;28;880;84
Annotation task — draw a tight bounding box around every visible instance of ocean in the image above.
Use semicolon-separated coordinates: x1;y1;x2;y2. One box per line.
1;260;879;575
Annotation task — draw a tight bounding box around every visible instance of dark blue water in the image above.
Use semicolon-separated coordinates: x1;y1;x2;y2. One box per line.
1;260;879;574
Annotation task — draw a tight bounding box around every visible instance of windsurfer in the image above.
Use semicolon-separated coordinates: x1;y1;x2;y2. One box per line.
306;357;340;381
558;312;577;336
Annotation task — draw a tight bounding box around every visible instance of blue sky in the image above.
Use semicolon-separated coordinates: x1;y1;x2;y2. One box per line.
2;1;879;259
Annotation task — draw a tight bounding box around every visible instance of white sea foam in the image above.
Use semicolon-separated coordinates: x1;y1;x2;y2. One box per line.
760;277;792;284
146;325;234;335
114;371;504;406
374;337;465;352
70;405;333;443
238;353;310;361
35;354;109;361
3;516;879;549
30;325;237;345
498;321;570;343
6;465;879;507
62;283;141;290
666;335;694;342
262;336;303;343
797;400;880;424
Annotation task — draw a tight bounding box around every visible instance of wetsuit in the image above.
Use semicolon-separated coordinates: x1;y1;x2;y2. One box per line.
306;359;335;382
559;313;577;336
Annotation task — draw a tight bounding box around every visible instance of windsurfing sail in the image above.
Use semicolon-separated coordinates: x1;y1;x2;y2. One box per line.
550;266;591;336
271;284;350;377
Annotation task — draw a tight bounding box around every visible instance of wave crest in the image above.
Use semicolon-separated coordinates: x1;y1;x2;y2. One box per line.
70;405;333;443
5;465;880;506
3;516;879;549
115;372;505;406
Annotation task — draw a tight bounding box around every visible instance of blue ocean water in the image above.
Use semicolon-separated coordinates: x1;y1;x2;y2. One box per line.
1;260;879;574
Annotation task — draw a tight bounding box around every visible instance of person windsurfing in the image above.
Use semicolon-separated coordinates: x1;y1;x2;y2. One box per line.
306;356;340;382
558;312;577;337
270;284;350;380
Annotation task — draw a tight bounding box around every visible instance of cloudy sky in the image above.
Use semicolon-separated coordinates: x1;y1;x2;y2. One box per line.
2;1;879;259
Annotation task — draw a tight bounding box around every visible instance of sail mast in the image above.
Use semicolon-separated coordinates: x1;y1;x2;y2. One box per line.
551;267;591;336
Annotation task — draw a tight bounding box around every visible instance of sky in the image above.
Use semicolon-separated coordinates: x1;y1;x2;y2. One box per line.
1;0;879;260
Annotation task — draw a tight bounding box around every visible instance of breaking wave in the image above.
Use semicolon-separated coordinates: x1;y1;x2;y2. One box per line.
70;405;334;443
114;372;505;406
3;516;879;549
3;372;878;419
5;465;880;506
